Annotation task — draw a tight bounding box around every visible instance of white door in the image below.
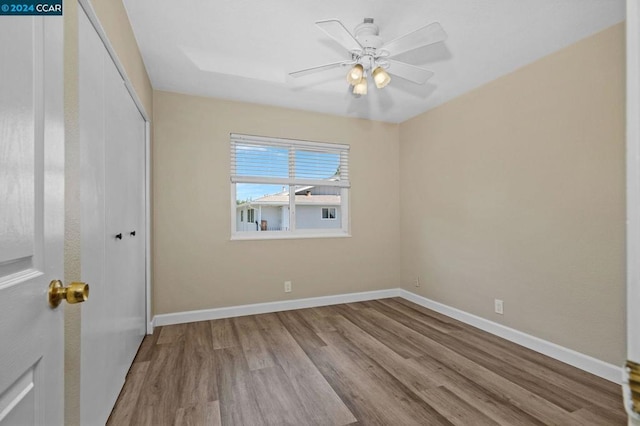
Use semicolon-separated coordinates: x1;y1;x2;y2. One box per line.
627;1;640;424
78;7;147;425
0;15;64;426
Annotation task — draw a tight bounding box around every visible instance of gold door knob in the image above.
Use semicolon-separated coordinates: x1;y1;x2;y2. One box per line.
48;280;89;308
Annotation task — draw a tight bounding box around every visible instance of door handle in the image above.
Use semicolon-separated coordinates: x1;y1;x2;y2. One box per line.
48;280;89;308
130;231;136;236
115;233;122;240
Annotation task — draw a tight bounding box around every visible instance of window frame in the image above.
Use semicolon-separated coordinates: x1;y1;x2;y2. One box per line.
230;134;350;240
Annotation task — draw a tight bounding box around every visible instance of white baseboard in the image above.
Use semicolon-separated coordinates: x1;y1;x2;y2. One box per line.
398;289;623;384
151;287;622;384
152;288;400;327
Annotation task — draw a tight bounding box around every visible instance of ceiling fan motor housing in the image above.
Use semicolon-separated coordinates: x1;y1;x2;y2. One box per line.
354;18;383;49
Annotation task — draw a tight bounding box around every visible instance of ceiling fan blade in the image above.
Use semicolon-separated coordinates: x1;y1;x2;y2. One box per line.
289;61;353;78
382;22;447;57
316;19;363;52
386;60;434;84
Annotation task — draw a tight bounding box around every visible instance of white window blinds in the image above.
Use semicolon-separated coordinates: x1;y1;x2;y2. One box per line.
230;134;350;188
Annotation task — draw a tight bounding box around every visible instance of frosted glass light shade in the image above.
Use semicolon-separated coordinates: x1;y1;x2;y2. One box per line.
372;67;391;89
346;64;364;85
352;77;367;95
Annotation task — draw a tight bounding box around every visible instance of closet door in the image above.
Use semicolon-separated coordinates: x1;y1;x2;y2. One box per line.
104;48;146;377
102;27;146;402
79;8;146;426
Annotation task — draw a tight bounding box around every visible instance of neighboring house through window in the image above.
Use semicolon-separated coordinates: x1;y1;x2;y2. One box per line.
322;207;337;220
230;134;350;239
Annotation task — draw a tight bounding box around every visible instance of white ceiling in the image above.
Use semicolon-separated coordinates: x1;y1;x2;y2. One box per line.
122;0;624;123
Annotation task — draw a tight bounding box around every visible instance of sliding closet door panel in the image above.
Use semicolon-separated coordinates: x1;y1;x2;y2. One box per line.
104;50;146;382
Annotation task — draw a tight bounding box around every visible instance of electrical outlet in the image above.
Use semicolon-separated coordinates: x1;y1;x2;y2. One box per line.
284;281;292;293
415;277;420;287
494;299;504;315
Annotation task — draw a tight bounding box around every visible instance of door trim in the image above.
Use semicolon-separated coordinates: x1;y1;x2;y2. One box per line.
77;0;149;121
627;0;640;422
77;0;152;334
627;0;640;362
145;120;152;333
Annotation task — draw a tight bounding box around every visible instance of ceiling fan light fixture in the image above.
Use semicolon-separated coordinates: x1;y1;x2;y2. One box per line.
353;77;368;95
372;66;391;89
347;64;364;85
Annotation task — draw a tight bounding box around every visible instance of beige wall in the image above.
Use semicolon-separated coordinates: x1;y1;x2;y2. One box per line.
63;0;153;424
152;91;401;314
399;24;626;365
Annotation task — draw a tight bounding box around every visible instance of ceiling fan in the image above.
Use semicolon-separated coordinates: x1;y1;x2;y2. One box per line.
290;18;447;95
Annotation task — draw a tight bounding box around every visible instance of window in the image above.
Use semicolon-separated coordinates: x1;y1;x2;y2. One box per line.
322;207;337;220
231;134;350;239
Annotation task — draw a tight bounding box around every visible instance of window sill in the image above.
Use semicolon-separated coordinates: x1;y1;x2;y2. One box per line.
230;231;351;241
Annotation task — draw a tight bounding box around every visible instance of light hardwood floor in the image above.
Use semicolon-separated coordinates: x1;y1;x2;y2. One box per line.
107;298;626;425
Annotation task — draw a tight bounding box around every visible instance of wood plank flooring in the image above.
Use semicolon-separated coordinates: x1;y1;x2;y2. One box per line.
107;298;626;425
